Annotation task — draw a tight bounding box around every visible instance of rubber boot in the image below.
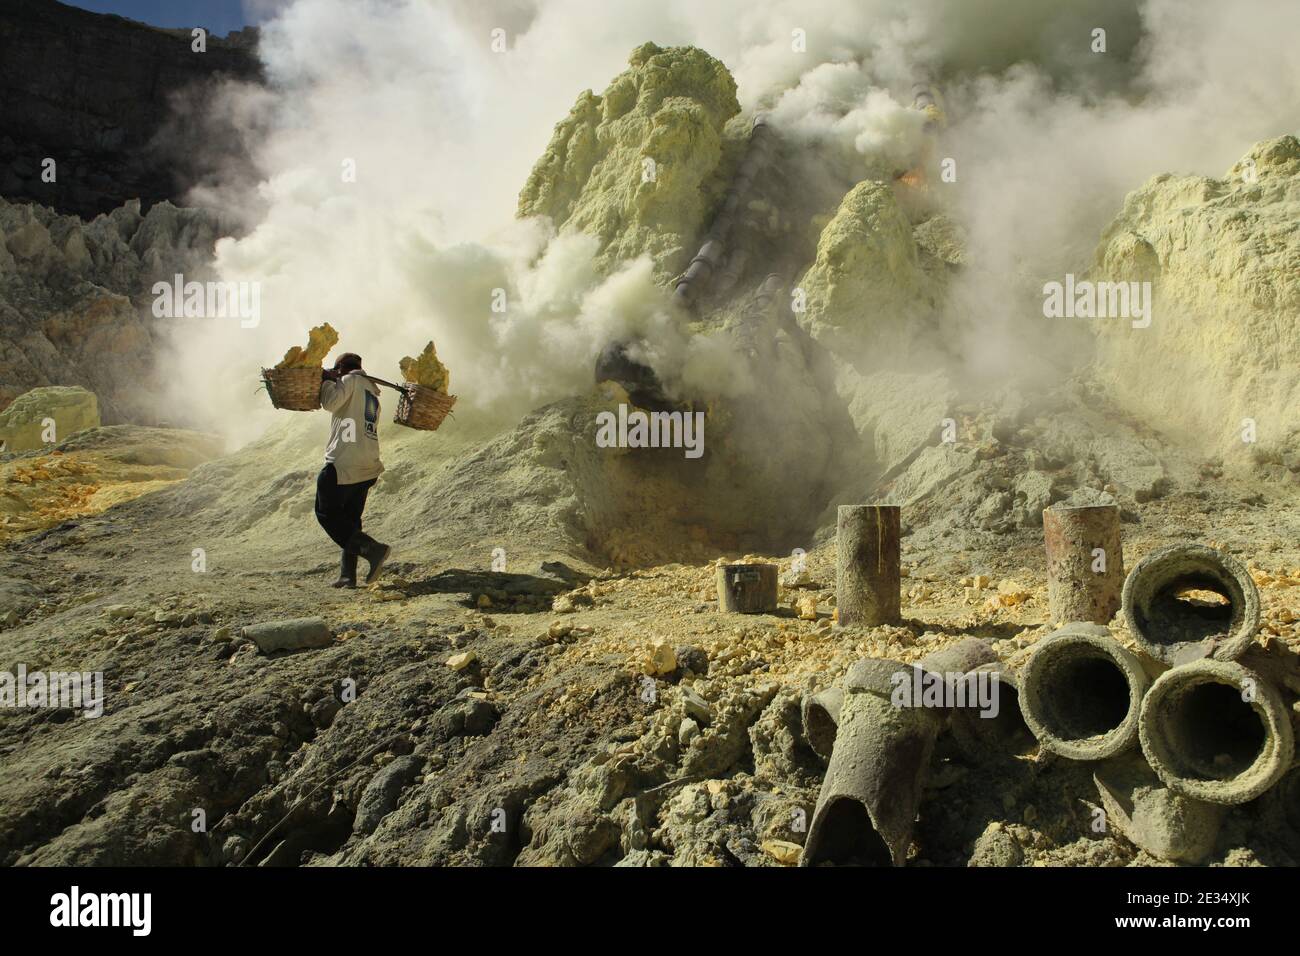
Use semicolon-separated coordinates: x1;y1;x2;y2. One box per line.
331;547;358;588
356;533;391;585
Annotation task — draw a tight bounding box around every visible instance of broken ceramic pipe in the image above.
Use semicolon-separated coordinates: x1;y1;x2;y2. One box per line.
1020;623;1149;761
1121;543;1260;665
1262;766;1300;858
800;658;943;866
800;641;994;867
801;687;843;764
800;639;998;766
242;617;333;653
949;662;1039;761
1138;658;1294;805
1093;753;1223;864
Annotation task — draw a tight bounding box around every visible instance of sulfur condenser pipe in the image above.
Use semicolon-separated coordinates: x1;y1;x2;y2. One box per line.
1019;623;1149;761
800;641;994;867
1139;658;1294;805
673;115;775;307
1121;543;1260;665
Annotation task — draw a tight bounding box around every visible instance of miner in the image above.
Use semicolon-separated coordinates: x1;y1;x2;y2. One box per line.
315;352;391;587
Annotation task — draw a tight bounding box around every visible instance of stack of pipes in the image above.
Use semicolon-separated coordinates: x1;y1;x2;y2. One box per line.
799;498;1296;866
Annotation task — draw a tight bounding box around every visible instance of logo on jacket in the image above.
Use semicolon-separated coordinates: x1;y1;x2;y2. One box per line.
364;391;379;439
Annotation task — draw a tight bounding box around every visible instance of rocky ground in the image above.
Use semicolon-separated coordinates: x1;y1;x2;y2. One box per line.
1;418;1298;866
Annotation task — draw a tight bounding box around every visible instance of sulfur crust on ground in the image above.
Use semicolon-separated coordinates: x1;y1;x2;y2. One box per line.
0;426;222;545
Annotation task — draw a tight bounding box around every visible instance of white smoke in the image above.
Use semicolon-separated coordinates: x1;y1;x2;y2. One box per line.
765;63;928;173
160;0;1300;441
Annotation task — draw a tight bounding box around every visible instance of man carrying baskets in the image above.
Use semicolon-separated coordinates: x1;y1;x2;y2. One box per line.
315;352;391;588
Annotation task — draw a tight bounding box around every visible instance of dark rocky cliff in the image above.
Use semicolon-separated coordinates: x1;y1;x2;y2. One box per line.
0;0;261;220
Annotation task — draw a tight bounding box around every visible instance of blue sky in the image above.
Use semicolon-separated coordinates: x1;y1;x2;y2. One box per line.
62;1;259;37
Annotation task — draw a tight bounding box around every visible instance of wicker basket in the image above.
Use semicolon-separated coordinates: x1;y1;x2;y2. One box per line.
393;383;456;431
261;367;322;411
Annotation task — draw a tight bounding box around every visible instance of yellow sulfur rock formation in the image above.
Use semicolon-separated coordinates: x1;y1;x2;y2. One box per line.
399;341;451;393
795;179;933;353
1089;136;1300;464
517;42;741;280
275;323;338;369
0;386;99;453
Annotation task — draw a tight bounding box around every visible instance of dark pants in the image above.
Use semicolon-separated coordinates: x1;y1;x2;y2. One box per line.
315;464;376;549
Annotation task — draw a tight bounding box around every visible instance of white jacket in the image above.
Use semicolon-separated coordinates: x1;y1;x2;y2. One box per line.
320;371;384;485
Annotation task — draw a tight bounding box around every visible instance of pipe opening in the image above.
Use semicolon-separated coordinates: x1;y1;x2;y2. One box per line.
804;706;838;759
1163;681;1266;780
1037;653;1131;741
1136;571;1241;651
1174;587;1229;607
979;683;1037;755
803;798;893;866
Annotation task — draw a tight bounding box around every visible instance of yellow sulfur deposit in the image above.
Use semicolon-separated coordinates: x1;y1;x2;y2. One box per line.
0;429;221;544
517;42;741;280
1090;135;1300;465
796;180;932;352
399;341;451;392
275;323;339;369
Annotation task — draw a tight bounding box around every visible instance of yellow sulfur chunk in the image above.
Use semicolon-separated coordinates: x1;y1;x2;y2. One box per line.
276;323;339;369
399;340;451;392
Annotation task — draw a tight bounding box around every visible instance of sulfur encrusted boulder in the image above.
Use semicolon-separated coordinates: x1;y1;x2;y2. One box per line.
518;42;741;279
0;385;100;452
795;180;935;354
1089;135;1300;466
